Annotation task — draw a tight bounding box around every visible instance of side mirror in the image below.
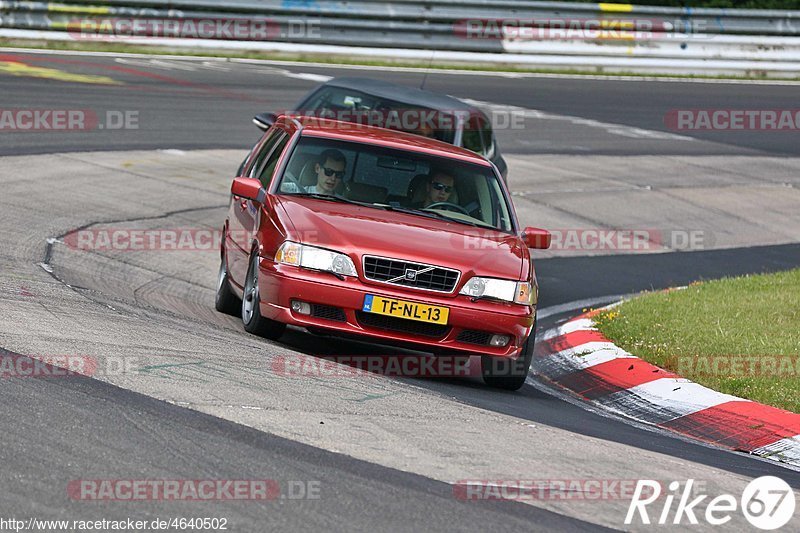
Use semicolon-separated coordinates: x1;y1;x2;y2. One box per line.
253;112;277;132
522;227;551;249
231;177;263;202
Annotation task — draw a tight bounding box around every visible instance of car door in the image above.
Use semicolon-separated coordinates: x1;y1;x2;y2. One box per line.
460;113;507;180
227;127;287;287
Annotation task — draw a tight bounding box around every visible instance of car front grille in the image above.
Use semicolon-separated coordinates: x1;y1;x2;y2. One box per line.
456;330;493;346
356;311;450;338
362;256;460;293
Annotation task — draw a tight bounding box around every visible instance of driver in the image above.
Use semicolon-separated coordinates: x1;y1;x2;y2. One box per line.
422;170;455;208
307;149;346;194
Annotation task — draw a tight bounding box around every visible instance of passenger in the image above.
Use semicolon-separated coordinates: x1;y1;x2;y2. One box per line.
307;149;346;194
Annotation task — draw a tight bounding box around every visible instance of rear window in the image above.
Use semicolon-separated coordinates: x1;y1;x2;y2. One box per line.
297;86;457;145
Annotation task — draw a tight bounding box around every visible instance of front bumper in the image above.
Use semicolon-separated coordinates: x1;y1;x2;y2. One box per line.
257;257;535;358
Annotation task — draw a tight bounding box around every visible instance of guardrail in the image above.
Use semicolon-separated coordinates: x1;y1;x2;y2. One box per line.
1;1;799;75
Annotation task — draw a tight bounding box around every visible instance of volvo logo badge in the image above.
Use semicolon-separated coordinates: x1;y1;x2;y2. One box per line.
404;269;417;281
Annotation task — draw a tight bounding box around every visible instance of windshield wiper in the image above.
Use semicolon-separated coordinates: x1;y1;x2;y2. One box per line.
381;204;499;231
426;214;499;231
377;204;442;220
291;193;373;208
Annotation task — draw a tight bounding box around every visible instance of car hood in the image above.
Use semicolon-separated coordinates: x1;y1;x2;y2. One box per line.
276;197;526;281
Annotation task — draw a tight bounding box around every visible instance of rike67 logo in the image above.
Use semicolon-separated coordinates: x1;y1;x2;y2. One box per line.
626;476;796;529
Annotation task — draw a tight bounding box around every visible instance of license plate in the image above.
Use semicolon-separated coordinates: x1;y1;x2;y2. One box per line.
362;295;449;325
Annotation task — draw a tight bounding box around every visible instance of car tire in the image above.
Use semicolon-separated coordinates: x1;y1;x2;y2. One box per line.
242;251;286;341
481;326;535;391
215;253;241;316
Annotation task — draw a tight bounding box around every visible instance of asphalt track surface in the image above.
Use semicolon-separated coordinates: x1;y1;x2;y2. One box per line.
1;50;800;531
1;50;799;157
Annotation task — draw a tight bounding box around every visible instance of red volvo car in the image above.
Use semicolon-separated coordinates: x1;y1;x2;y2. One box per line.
216;115;550;390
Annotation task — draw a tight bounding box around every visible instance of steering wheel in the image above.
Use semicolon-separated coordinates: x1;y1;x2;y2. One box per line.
280;170;305;192
425;202;470;216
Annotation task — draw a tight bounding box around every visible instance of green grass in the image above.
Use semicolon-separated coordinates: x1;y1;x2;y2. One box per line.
2;38;799;82
594;269;800;413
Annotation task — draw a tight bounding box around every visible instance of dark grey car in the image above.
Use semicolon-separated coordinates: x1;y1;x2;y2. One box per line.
254;77;508;180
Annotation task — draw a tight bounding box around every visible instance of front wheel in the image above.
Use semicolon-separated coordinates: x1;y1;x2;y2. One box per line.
481;328;535;391
242;252;286;341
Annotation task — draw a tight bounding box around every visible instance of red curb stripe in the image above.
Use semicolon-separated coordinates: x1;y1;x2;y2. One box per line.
659;400;800;451
538;330;609;356
555;358;679;400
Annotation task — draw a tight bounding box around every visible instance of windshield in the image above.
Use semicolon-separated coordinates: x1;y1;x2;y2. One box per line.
296;86;458;145
276;136;514;232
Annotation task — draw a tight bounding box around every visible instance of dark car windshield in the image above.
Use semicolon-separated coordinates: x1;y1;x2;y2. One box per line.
296;86;458;145
276;136;513;232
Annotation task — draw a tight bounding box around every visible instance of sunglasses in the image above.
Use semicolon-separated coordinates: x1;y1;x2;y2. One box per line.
322;166;345;179
431;182;453;193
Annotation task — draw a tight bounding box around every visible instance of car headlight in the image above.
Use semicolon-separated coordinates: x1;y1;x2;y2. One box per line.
275;241;357;277
459;277;535;305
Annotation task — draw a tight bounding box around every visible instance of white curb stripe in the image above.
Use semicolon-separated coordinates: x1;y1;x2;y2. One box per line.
550;341;622;359
552;343;635;369
541;319;595;341
555;318;596;337
607;378;748;422
552;341;633;359
570;347;636;370
752;435;800;463
540;327;561;342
